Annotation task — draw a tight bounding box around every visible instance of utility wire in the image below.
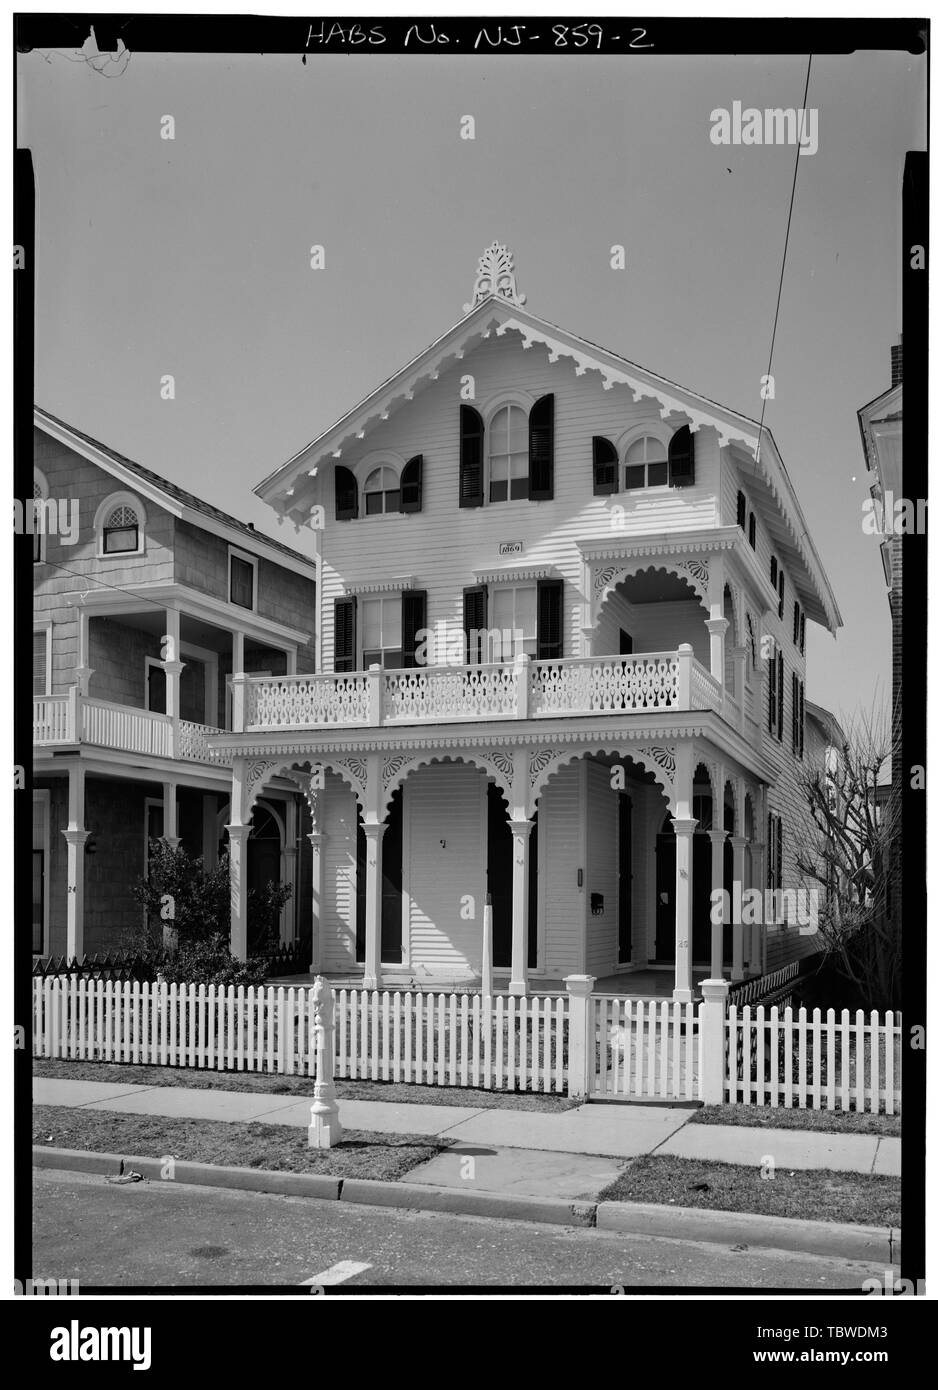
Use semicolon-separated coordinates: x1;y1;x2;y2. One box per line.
755;54;813;465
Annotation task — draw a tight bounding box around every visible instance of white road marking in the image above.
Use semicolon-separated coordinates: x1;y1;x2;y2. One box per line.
302;1260;372;1286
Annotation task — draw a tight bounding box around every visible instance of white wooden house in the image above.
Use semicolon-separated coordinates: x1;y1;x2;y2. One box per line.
32;409;317;961
215;244;842;1000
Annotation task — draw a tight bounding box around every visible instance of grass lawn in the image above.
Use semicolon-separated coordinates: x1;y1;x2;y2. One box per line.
598;1155;900;1227
33;1057;576;1111
33;1104;447;1181
689;1104;901;1138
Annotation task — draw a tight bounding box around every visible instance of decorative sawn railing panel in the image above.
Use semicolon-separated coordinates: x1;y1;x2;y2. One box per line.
384;663;518;722
240;648;730;732
247;673;371;728
529;654;680;715
177;720;232;765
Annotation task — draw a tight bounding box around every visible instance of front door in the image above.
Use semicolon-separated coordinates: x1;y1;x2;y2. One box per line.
487;782;512;968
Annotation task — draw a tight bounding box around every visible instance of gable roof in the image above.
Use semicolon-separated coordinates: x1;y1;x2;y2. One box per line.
254;294;841;632
35;407;316;578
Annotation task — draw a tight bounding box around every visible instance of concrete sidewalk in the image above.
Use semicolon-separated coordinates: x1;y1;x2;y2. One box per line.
34;1077;900;1176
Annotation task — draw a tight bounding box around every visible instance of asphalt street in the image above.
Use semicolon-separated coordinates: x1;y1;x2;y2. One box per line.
34;1168;883;1292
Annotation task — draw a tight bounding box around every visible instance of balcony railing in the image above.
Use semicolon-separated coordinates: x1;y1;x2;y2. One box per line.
234;646;744;735
33;693;232;766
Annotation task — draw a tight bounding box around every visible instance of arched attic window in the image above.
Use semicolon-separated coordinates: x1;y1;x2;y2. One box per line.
623;436;669;490
363;465;400;516
94;492;146;557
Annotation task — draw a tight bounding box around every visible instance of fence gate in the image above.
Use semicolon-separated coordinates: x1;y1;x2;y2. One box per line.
591;996;700;1100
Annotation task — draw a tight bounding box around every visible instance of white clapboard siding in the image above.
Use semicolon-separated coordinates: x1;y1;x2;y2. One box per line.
592;996;700;1100
33;978;569;1095
726;1005;901;1114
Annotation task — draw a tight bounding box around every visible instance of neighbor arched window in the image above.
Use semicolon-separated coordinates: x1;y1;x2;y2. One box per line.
363;465;400;515
94;491;146;557
489;404;529;502
623;435;668;489
32;469;49;564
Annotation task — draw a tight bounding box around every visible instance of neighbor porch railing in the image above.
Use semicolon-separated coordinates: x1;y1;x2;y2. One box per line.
236;646;736;732
33;692;232;766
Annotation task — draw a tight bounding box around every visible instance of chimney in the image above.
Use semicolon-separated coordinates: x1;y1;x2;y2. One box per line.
890;336;902;386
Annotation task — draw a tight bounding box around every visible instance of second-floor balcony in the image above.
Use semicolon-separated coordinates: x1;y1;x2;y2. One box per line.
33;691;232;767
231;645;755;740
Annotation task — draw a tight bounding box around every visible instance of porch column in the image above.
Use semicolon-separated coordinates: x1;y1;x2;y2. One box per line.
308;829;324;970
508;819;534;996
362;822;385;989
749;840;766;974
161;780;180;850
163;608;184;758
227;823;251;961
63;763;88;960
706;618;729;686
708;829;726;979
672;817;697;1003
730;835;747;981
74;602;93;695
282;796;298;944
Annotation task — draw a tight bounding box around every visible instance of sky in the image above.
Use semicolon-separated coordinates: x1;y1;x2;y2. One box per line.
17;42;925;725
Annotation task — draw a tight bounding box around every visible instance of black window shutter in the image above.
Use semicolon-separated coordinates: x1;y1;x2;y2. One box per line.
463;584;487;663
400;455;423;513
334;465;358;521
401;590;427;667
770;556;778;589
791;674;799;755
334;596;357;672
799;681;805;758
792;600;800;644
592;436;617;495
668;425;695;487
459;406;484;508
748;513;756;549
768;654;777;730
529;394;554;500
778;570;786;619
536;579;563;660
799;610;806;654
736;490;747;528
776;818;783;886
777;651;784;741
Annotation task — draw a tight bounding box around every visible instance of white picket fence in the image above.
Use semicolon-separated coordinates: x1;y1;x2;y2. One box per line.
32;976;903;1112
592;997;699;1100
726;1004;902;1114
32;977;569;1094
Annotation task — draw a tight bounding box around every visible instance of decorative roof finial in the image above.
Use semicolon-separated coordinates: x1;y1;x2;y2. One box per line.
463;241;526;314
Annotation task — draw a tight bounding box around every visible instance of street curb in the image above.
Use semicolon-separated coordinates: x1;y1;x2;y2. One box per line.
340;1177;596;1227
595;1200;900;1264
33;1147;342;1201
33;1148;899;1260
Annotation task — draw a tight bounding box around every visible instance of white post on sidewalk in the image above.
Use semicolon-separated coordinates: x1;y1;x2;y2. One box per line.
308;976;343;1148
564;974;596;1101
481;893;494;1030
699;978;729;1105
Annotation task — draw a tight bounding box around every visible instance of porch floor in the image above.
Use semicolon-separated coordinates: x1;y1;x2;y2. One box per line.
267;967;716;997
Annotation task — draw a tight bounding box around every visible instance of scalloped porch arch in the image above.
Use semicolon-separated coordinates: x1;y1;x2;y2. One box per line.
381;751;514;821
592;558;711;631
241;756;368;823
530;743;678;816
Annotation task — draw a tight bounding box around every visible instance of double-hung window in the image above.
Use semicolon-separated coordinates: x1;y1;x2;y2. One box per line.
489;405;529;502
362;595;403;668
490;584;538;659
